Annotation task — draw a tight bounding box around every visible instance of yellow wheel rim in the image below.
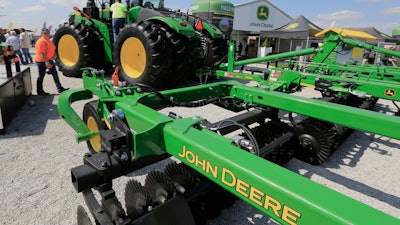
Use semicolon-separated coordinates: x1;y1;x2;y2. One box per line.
87;116;101;152
120;37;146;79
58;34;79;67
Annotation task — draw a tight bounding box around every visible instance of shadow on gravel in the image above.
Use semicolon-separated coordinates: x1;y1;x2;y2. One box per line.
326;132;400;169
0;94;60;138
290;160;400;209
288;148;400;210
374;101;397;115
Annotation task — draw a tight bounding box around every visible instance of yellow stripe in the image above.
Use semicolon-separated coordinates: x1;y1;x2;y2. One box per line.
300;83;316;88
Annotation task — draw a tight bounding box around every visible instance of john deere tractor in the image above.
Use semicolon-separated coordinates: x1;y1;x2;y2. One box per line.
53;0;228;88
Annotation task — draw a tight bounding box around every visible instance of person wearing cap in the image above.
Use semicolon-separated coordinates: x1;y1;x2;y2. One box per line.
6;30;27;64
34;27;69;95
19;28;33;64
110;0;128;41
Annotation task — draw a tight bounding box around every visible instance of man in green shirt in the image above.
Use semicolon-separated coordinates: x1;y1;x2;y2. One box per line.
110;0;128;41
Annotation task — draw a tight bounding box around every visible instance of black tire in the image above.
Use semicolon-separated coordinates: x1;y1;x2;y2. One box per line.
198;33;228;68
160;26;193;83
53;23;105;77
113;21;169;88
83;101;105;154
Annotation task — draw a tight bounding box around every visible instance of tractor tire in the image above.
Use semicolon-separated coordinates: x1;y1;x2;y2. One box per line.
199;33;228;68
113;21;169;88
53;23;105;77
160;26;193;84
83;100;106;154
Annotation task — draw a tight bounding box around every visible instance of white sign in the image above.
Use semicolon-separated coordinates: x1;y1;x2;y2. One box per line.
233;1;292;32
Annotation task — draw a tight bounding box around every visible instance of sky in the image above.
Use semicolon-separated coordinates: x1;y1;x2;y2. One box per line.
0;0;399;35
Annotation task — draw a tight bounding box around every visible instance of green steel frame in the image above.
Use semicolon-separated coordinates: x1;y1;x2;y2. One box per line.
58;69;400;225
216;32;400;101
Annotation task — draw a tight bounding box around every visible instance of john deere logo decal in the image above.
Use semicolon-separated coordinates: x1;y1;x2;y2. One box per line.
384;89;396;97
257;6;269;21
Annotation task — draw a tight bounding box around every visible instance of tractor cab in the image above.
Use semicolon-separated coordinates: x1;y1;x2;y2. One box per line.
82;0;132;21
141;0;165;9
82;0;167;21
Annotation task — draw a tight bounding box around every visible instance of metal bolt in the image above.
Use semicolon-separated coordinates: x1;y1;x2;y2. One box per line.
107;114;114;122
120;152;128;162
113;109;125;120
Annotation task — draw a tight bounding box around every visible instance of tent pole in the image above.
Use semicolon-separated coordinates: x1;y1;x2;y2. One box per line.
277;38;280;53
305;36;310;63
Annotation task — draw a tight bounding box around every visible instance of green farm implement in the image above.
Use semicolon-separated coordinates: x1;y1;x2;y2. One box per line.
213;28;400;164
58;71;400;224
57;28;400;224
218;28;400;98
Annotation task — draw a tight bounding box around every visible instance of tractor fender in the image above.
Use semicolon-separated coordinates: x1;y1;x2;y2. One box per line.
201;22;224;39
145;16;196;37
131;7;196;37
136;7;164;22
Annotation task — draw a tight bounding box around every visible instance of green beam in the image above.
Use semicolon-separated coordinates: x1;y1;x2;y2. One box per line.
230;83;400;139
220;47;316;69
163;118;399;225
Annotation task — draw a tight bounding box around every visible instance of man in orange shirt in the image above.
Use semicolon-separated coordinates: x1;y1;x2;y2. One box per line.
35;27;68;95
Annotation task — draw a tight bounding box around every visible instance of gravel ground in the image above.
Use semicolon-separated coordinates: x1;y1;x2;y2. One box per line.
0;64;399;225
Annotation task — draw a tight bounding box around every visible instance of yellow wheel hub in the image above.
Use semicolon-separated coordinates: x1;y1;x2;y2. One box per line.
87;116;101;152
121;37;146;79
58;34;79;67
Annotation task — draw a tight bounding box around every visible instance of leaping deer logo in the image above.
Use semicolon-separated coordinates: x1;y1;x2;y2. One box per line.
385;89;396;97
257;6;269;21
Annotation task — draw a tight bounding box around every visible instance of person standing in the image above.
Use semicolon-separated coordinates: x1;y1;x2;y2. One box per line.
35;28;69;95
0;28;5;42
110;0;128;41
362;50;370;65
237;42;243;56
4;30;10;39
19;28;33;64
6;30;27;64
30;34;36;47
